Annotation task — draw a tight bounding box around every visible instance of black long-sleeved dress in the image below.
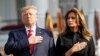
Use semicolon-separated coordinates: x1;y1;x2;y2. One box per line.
56;31;95;56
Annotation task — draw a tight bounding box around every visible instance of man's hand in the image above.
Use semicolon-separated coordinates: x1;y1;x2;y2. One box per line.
28;35;43;44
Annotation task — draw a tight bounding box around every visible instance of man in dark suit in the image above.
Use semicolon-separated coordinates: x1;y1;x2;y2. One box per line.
4;5;55;56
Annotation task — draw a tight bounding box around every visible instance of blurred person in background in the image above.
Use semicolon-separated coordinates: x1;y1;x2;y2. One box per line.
45;11;54;37
94;11;100;56
4;5;55;56
56;8;95;56
57;9;64;33
45;11;54;34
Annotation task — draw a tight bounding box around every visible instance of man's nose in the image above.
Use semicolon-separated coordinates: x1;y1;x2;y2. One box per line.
27;14;31;17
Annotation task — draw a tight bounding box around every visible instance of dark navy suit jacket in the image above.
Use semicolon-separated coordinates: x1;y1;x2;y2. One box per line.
4;26;55;56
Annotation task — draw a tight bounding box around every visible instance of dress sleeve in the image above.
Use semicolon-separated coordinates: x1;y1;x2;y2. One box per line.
56;35;65;56
87;37;95;56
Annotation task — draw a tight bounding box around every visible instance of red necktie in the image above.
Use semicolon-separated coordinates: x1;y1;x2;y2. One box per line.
28;28;34;54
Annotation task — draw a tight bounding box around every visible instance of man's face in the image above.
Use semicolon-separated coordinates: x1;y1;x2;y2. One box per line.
21;8;37;26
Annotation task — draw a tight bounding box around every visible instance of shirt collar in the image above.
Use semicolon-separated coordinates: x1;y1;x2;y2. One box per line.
25;25;36;32
67;29;81;35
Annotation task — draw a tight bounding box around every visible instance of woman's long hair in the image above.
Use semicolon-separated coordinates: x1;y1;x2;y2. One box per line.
61;8;91;41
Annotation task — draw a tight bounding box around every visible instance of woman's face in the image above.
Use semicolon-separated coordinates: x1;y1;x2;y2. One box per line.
67;12;78;28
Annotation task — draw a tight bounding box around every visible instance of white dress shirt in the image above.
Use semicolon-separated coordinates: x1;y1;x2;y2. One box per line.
25;25;36;36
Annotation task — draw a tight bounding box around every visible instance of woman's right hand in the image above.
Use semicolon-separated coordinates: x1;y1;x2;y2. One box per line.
71;42;87;53
65;42;87;56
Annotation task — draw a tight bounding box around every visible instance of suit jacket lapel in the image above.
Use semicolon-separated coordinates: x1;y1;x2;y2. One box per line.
36;27;42;36
33;27;43;55
21;26;42;37
20;27;27;37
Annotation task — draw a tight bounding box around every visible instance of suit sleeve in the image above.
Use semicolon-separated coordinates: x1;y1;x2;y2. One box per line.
4;31;29;55
87;37;95;56
49;37;55;56
45;30;55;56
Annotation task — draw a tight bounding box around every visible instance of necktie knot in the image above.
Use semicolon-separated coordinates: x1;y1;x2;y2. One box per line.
28;30;33;32
28;28;33;37
27;28;34;54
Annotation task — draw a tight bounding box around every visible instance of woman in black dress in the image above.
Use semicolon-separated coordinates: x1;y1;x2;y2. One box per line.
56;8;95;56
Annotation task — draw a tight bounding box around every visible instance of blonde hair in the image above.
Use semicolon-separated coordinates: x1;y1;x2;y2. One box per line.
21;5;37;13
45;11;54;33
62;8;91;41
